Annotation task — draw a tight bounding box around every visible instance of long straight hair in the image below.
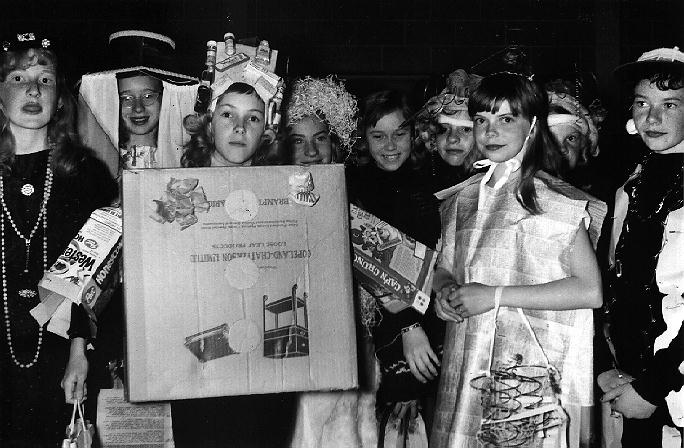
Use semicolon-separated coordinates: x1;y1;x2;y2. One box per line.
469;72;562;213
0;47;81;176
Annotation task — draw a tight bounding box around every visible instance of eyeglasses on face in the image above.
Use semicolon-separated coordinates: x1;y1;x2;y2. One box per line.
119;91;161;108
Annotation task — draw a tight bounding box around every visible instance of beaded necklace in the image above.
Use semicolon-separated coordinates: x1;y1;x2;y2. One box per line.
1;149;53;368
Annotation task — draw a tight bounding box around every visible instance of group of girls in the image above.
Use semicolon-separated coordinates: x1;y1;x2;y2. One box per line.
1;28;682;448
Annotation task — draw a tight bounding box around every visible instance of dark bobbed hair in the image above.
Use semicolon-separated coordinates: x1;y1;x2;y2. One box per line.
0;47;83;176
181;82;278;167
468;72;562;214
352;89;426;169
622;64;684;93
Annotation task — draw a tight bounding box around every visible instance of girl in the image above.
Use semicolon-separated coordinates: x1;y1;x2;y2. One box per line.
282;76;377;447
117;73;163;168
283;76;357;165
347;90;443;443
0;33;117;446
600;47;684;447
175;77;295;448
181;81;276;168
416;69;483;191
431;72;604;447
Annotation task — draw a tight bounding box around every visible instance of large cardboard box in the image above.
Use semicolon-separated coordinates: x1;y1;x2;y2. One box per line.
122;165;357;401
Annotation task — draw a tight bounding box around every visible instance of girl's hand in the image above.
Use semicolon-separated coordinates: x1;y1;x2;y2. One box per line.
61;338;88;404
448;283;495;318
435;283;463;322
597;369;634;393
402;326;440;383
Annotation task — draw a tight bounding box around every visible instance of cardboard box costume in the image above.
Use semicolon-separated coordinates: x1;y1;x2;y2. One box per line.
122;165;358;401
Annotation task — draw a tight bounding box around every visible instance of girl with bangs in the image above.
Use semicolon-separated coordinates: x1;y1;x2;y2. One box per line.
431;72;605;447
347;90;443;444
181;81;277;168
0;34;116;446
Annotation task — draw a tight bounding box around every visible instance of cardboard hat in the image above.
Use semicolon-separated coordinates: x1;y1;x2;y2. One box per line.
205;34;284;129
106;30;197;86
614;46;684;81
77;31;199;176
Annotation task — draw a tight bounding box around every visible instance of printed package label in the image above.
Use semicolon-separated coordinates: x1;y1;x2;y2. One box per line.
349;204;435;314
122;165;357;401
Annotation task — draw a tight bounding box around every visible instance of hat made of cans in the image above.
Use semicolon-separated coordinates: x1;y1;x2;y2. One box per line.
203;33;284;130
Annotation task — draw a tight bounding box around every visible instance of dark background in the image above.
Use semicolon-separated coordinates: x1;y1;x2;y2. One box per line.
4;0;684;185
5;0;682;95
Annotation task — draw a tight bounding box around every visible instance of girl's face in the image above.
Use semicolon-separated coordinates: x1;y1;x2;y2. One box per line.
550;123;586;169
211;91;266;166
289;115;334;165
435;115;474;166
473;100;532;163
0;52;58;133
632;79;684;153
118;75;162;139
366;109;411;172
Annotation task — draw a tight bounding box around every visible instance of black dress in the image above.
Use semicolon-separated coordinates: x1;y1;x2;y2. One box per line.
0;147;117;447
346;161;444;428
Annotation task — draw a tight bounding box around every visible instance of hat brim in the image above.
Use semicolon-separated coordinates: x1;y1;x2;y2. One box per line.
108;66;198;86
614;59;684;82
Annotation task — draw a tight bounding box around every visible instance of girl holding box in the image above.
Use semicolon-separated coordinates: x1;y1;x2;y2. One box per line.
0;32;116;446
347;89;444;445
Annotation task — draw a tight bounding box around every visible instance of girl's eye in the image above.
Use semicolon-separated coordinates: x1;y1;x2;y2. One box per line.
221;111;232;118
633;101;647;108
462;127;472;134
394;130;408;138
664;102;678;110
371;134;385;140
292;138;304;145
316;135;330;142
436;124;448;135
249;115;261;123
40;76;55;85
566;135;577;143
11;74;23;82
473;117;485;125
500;116;513;124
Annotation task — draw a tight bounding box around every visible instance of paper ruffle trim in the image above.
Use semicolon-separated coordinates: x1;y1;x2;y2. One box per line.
285;76;358;150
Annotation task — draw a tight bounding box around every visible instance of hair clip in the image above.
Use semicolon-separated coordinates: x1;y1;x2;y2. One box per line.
16;33;36;42
41;39;50;49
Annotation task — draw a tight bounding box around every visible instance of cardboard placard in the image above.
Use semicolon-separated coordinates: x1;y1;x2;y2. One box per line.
122;165;357;401
349;204;435;314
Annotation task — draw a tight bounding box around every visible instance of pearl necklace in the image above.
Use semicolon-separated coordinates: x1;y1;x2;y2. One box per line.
1;150;53;368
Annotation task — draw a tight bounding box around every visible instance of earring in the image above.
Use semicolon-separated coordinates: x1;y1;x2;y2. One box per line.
625;118;638;135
